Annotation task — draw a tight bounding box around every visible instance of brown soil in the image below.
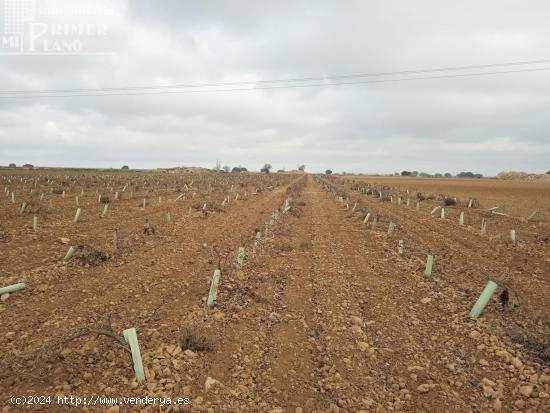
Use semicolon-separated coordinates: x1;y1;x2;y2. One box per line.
0;171;549;412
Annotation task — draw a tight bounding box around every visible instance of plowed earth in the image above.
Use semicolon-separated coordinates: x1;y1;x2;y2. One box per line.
1;171;549;413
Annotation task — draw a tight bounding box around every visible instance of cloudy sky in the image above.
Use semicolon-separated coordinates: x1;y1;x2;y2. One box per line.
0;0;549;175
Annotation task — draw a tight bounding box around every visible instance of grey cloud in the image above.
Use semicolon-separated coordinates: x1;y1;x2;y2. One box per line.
0;0;549;174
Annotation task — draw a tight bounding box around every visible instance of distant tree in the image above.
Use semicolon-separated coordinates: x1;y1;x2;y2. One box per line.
444;172;452;177
8;163;16;168
401;171;412;176
298;164;306;171
411;171;419;176
277;169;285;173
121;165;129;170
23;164;34;168
457;171;482;178
419;172;430;177
231;167;241;173
214;160;221;172
261;163;272;173
547;171;550;174
434;173;442;177
240;167;248;172
325;169;333;175
223;165;230;173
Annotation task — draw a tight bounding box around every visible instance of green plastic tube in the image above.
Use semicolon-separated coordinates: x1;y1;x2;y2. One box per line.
254;230;261;249
398;240;404;256
74;208;81;223
236;247;245;268
207;269;222;308
459;211;464;225
363;213;370;224
424;255;434;276
0;282;26;295
388;221;396;235
64;246;76;262
123;328;145;382
440;208;445;220
510;229;516;244
469;281;498;319
102;203;109;217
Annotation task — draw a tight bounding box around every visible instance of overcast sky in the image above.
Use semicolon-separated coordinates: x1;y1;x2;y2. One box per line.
0;0;549;175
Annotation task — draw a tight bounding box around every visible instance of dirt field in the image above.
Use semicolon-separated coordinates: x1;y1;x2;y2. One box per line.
349;176;550;219
1;170;549;412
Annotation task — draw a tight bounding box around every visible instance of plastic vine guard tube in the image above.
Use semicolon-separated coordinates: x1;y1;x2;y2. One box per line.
207;269;222;308
0;282;26;295
74;208;81;223
64;246;76;262
424;255;434;276
123;328;145;382
388;221;396;235
459;211;464;225
363;213;370;224
469;281;498;319
236;247;245;268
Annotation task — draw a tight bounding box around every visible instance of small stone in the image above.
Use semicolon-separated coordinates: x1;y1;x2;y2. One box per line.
511;357;523;370
417;384;430;393
493;398;502;411
519;384;533;398
469;330;481;339
37;284;48;292
479;359;489;366
539;391;549;399
205;376;221;392
60;237;70;244
0;294;9;302
269;312;281;321
350;316;363;326
420;297;431;304
183;349;196;358
212;312;224;321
